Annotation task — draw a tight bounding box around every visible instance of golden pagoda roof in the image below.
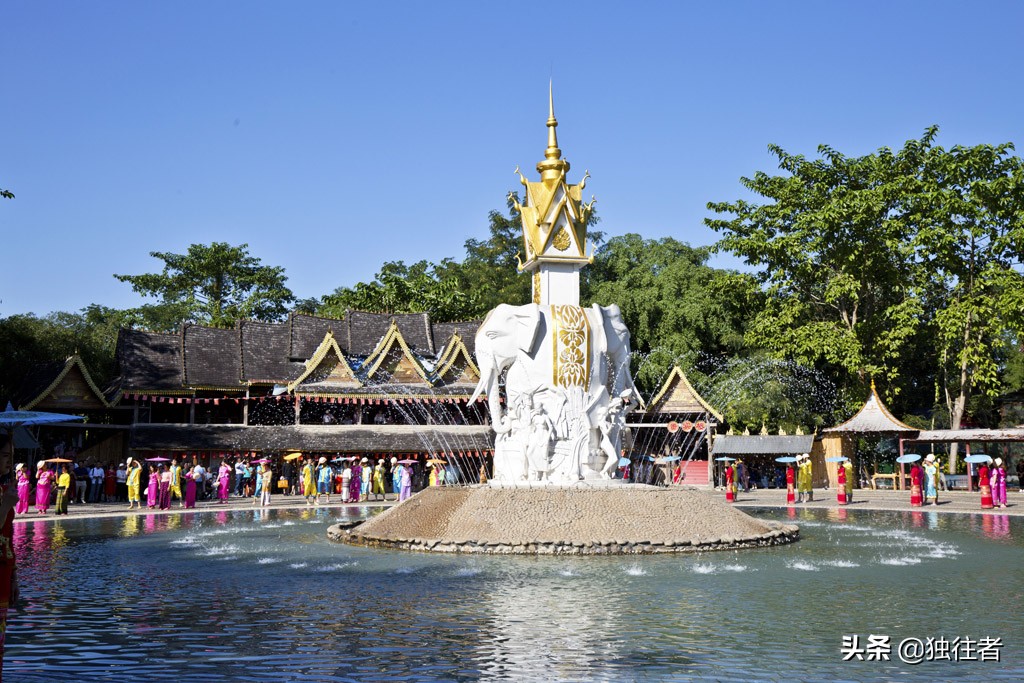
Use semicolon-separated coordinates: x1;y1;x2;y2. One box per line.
511;83;594;272
433;332;480;385
21;354;114;410
647;366;722;421
287;331;362;393
362;321;433;385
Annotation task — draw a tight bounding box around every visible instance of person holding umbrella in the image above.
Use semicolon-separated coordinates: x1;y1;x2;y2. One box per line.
923;454;939;505
797;453;813;503
35;461;54;514
399;459;413;501
54;465;72;515
169;458;183;508
146;463;159;509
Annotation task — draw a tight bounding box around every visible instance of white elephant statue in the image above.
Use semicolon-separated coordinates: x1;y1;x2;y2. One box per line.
470;302;637;483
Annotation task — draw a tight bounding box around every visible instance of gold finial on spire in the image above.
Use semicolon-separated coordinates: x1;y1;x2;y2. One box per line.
537;80;570;181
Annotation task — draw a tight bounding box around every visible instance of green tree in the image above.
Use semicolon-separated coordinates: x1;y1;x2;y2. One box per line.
585;234;761;395
319;259;479;322
706;130;937;401
114;243;295;327
914;141;1024;470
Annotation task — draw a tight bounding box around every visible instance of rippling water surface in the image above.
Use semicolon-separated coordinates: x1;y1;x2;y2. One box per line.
8;506;1023;682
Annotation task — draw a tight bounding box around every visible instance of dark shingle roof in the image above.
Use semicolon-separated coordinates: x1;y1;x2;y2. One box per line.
712;435;815;456
241;320;302;383
289;313;340;359
346;311;394;356
432;321;479;356
117;329;184;390
182;324;242;388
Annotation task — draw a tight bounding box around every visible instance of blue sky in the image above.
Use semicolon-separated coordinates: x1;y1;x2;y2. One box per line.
2;1;1023;316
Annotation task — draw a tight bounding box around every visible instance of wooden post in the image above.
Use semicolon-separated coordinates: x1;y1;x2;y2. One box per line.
294;395;301;425
243;388;249;426
189;396;195;425
898;437;905;491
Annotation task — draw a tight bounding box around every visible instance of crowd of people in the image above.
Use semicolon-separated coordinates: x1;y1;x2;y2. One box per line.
10;452;472;514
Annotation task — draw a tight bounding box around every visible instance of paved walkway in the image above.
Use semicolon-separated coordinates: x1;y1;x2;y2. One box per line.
17;486;1024;524
728;486;1024;516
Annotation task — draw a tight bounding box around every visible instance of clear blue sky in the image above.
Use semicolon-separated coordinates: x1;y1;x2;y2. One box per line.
3;1;1023;317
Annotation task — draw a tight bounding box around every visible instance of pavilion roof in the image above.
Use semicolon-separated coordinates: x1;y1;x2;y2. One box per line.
16;354;114;410
433;332;480;386
362;321;433;385
822;383;917;434
287;331;362;393
906;428;1024;443
646;366;722;421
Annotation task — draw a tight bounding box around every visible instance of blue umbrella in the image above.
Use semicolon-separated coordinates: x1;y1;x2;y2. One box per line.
896;454;922;464
714;457;736;462
0;402;85;430
775;456;798;463
655;455;681;464
964;454;992;464
617;457;631;467
825;456;848;463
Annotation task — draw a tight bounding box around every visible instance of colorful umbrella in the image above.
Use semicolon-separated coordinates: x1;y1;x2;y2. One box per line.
283;452;304;461
397;459;418;465
44;457;73;463
426;458;447;465
146;456;171;462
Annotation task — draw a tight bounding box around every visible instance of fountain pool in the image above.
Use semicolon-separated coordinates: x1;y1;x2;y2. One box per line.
9;507;1022;682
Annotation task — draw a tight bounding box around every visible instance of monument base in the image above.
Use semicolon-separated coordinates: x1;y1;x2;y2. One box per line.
329;485;798;555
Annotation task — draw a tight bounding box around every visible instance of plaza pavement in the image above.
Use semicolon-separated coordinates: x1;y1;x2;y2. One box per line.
15;485;1024;524
729;485;1024;516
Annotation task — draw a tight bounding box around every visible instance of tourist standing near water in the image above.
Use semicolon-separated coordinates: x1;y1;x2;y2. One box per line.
158;464;171;510
301;458;315;505
797;453;813;503
13;466;28;516
923;454;939;505
217;461;231;503
361;458;371;501
126;459;141;509
252;463;264;505
54;465;71;515
90;463;104;503
184;468;196;509
260;464;272;506
316;457;332;504
341;461;351;502
391;458;401;500
146;464;158;509
116;462;127;502
0;436;23;683
35;462;54;514
399;462;412;501
372;460;385;500
991;458;1007;508
349;461;362;503
169;459;183;508
843;459;854;503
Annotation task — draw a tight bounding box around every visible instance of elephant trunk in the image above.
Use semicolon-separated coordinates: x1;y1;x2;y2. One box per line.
471;361;511;434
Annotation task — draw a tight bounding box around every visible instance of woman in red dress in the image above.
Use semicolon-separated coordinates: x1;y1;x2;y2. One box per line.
104;465;116;502
909;462;923;507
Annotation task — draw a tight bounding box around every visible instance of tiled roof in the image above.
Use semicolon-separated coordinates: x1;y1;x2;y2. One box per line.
16;355;113;410
823;384;917;434
431;321;479;356
241;320;301;383
117;329;184;390
182;324;243;388
712;435;815;455
289;313;338;359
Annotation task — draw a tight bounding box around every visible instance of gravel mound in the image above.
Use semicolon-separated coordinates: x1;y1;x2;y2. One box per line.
331;486;798;554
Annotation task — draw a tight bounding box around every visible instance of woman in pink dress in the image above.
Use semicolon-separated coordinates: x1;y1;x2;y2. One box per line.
158;464;171;510
14;465;29;515
146;464;159;509
184;469;196;509
991;457;1008;508
34;462;54;513
217;461;231;503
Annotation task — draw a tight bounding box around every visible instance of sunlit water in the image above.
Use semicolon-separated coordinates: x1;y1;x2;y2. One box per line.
9;506;1023;682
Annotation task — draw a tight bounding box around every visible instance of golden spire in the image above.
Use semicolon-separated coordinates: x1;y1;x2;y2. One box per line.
537;80;570;182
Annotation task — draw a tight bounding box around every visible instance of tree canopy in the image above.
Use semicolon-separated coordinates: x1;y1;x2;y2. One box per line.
114;242;295;327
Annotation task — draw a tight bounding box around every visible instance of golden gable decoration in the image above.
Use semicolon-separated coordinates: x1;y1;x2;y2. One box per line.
287;331;361;393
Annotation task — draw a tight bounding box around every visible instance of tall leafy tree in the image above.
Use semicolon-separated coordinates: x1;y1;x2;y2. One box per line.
706;131;937;403
585;234;760;394
913;141;1024;470
114;243;295;327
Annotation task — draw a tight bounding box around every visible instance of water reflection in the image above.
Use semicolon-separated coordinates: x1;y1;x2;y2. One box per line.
7;507;1024;682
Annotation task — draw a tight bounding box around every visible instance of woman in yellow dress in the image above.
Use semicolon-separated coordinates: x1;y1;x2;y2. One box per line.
55;465;72;515
126;459;142;510
301;458;315;505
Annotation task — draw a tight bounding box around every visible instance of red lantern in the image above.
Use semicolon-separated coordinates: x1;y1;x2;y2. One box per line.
667;421;679;433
